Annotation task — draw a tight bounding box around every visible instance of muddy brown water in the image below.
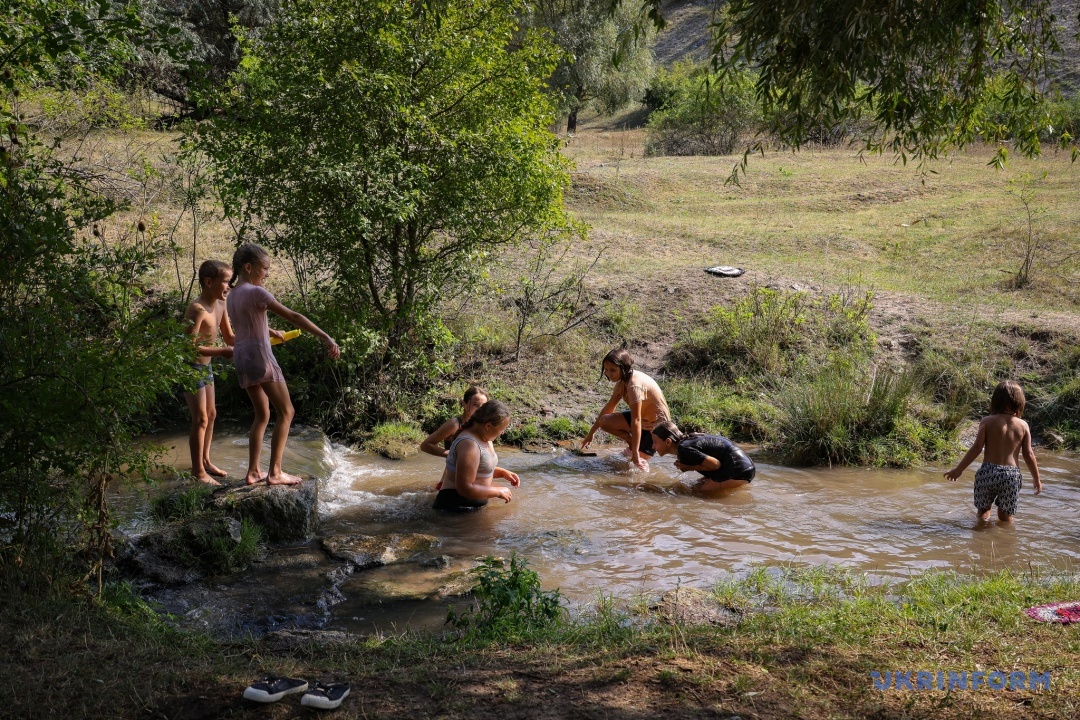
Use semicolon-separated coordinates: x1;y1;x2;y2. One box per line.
121;428;1080;636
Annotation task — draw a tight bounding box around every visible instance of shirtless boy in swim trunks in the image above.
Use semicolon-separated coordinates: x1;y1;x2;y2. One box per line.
183;260;236;484
944;380;1042;522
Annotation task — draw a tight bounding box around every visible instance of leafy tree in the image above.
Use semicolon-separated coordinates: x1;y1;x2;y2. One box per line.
2;0;190;591
134;0;281;109
636;0;1080;175
526;0;654;133
198;0;572;421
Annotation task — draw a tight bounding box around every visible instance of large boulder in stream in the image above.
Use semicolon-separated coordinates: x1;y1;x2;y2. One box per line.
210;481;318;542
321;533;440;570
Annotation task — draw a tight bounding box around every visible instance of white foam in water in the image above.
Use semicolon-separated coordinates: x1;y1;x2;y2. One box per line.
319;443;432;519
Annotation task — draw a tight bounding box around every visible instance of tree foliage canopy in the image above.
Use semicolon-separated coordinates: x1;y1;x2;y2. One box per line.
198;0;571;363
526;0;654;131
2;0;190;590
639;0;1080;174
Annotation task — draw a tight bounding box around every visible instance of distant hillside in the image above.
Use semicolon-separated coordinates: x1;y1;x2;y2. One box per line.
652;0;1080;94
651;1;713;66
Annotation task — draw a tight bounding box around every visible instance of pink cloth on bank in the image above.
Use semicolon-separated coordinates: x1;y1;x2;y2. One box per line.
226;282;285;389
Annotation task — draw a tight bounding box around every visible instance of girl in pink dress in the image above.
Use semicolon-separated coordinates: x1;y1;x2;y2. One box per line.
227;243;340;485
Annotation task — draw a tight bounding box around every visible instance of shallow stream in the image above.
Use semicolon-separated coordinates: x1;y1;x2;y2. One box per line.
121;428;1080;636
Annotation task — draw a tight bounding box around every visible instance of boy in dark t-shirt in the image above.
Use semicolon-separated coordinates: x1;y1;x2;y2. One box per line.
651;421;755;492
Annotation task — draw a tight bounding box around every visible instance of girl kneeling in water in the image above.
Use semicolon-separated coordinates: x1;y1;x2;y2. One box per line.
650;421;755;492
434;400;520;511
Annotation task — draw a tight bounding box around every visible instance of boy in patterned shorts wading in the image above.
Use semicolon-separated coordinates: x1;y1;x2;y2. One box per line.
944;380;1042;522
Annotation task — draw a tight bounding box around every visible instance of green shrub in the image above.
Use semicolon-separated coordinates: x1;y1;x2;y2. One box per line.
772;364;956;467
665;378;774;441
207;518;263;574
166;517;264;575
670;288;875;383
645;64;763;156
643;60;696;111
364;422;427;460
502;420;542;447
447;554;564;640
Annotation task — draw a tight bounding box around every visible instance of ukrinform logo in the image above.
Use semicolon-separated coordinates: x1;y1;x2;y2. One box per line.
871;671;1050;691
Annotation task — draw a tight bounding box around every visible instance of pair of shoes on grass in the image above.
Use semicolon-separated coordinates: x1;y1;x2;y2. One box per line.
243;675;351;709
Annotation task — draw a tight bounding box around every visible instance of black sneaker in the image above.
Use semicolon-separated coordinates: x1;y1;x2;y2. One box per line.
300;681;351;710
242;675;309;703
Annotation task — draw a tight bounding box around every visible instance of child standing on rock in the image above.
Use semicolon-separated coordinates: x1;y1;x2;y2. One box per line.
183;260;235;484
227;243;340;485
944;380;1042;522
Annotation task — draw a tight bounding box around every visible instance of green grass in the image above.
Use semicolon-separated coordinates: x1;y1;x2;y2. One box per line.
565;115;1080;312
364;421;427;460
150;484;213;522
664;377;774;441
771;364;960;467
6;564;1080;718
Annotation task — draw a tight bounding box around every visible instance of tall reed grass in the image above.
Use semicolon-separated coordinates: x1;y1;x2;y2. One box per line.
772;364;957;466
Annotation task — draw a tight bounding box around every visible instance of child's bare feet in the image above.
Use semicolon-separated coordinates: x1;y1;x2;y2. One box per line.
192;472;222;486
204;461;228;478
246;469;264;485
266;471;303;486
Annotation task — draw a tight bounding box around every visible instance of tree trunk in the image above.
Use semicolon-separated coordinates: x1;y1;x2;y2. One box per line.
567;108;578;135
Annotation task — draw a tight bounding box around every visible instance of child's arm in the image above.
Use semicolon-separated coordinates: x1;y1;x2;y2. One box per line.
674;456;721;473
581;386;622;449
220;308;235;346
1021;421;1041;495
453;443;512;503
266;299;340;358
420;419;458;458
944;421;986;481
493;467;520;486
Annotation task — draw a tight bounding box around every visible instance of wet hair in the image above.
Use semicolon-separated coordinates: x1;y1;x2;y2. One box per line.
651;420;685;444
602;348;633;382
461;399;510;430
652;420;708;448
230;242;270;287
463;386;488;405
990;380;1026;417
198;259;231;289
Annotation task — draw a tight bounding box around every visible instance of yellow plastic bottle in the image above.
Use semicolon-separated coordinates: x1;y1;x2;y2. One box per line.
270;329;302;346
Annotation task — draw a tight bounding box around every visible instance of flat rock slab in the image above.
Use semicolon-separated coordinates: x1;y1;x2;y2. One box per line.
653;587;741;627
322;533;440;570
262;629;355;653
211;481;318;542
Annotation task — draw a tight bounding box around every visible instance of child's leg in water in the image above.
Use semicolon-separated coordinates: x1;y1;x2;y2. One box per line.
696;478;750;494
201;382;227;478
261;381;300;485
184;387;220;485
977;506;993;522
